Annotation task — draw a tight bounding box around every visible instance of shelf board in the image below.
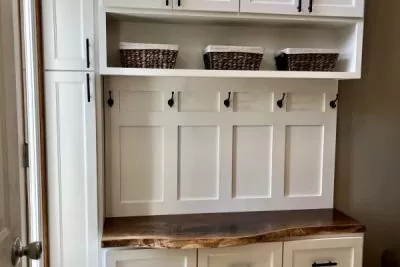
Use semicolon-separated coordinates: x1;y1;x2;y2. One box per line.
100;67;360;80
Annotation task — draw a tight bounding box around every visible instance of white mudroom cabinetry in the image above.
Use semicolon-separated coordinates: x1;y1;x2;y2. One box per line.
41;0;367;267
42;0;94;70
45;72;98;267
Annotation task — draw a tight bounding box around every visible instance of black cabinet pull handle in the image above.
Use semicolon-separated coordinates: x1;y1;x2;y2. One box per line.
86;74;91;102
297;0;302;12
168;92;175;107
166;0;169;6
86;38;90;68
312;262;338;267
178;0;181;7
308;0;313;12
224;92;231;108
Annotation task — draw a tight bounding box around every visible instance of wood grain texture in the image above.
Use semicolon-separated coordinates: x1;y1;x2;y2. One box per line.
102;209;365;249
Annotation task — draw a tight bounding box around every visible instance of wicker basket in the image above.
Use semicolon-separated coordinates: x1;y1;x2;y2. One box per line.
203;45;264;70
275;48;340;72
120;43;179;69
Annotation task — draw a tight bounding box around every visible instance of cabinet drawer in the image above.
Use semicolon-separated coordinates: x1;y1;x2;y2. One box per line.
199;243;283;267
283;237;363;267
106;249;197;267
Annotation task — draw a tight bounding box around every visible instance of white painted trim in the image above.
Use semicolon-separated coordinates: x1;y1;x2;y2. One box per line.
100;68;360;79
22;1;44;267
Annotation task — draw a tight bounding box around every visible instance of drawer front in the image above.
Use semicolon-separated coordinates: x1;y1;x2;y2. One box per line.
198;243;283;267
283;237;363;267
106;249;197;267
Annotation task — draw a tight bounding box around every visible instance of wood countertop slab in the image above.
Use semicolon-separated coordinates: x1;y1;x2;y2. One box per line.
102;209;365;249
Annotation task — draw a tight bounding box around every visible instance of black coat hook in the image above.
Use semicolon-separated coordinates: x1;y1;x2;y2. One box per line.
330;94;339;109
277;93;286;108
107;91;114;107
224;92;231;108
168;92;175;108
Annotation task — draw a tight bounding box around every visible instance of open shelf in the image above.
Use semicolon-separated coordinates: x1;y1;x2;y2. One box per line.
101;67;359;79
99;11;363;80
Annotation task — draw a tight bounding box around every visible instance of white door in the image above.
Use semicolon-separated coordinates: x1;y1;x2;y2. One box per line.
0;0;43;266
307;0;364;17
240;0;301;15
174;0;240;12
42;0;94;71
102;0;173;9
45;71;98;267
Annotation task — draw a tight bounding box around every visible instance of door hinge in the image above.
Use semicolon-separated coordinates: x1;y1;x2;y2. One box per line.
23;143;29;168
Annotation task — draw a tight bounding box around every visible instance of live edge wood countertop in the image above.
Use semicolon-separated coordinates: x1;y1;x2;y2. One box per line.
102;209;365;249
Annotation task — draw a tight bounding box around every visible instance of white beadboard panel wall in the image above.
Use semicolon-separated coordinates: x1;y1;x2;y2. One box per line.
104;77;338;216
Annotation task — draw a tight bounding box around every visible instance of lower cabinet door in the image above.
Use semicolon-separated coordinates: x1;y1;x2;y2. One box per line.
283;237;364;267
106;249;197;267
46;71;97;267
198;243;283;267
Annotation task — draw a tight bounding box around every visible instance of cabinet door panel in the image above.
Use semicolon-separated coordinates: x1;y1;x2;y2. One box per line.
45;72;97;267
42;0;94;70
283;237;363;267
199;243;283;267
309;0;364;17
174;0;240;12
240;0;299;15
102;0;172;10
106;249;197;267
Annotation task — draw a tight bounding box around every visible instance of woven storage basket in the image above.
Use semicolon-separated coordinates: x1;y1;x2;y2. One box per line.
120;43;179;69
275;48;340;72
203;45;264;70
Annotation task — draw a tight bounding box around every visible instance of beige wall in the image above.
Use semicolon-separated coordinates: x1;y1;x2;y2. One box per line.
336;0;400;266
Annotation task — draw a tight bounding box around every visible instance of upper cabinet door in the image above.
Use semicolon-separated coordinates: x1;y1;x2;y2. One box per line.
240;0;364;17
102;0;173;9
42;0;94;71
240;0;300;15
174;0;240;12
307;0;364;17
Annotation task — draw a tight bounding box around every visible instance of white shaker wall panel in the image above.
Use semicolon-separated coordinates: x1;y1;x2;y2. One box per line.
174;0;240;12
179;92;219;112
286;93;325;112
120;91;165;112
179;126;219;200
233;126;273;199
285;126;323;197
45;72;97;267
120;127;164;202
234;92;273;113
105;77;338;216
42;0;94;70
